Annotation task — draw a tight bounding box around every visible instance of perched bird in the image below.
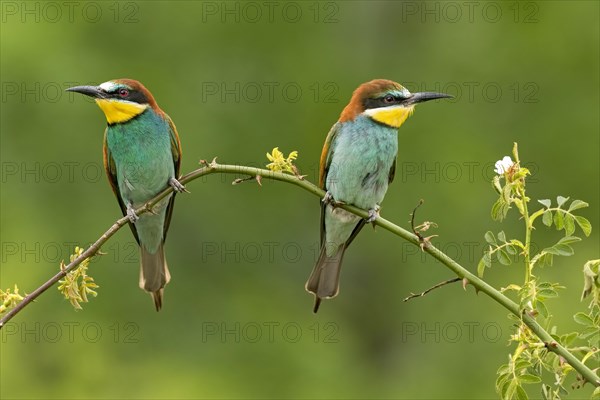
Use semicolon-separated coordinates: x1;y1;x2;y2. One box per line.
67;79;184;310
306;79;452;312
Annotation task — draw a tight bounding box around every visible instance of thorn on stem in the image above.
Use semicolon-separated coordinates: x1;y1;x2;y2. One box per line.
291;165;306;180
232;175;261;186
419;235;438;251
410;199;439;252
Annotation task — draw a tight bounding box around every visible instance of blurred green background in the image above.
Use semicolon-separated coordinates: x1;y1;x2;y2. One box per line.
1;1;598;399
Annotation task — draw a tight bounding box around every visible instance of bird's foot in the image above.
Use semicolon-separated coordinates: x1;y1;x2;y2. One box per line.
169;177;189;193
126;203;139;223
366;205;381;224
322;191;346;208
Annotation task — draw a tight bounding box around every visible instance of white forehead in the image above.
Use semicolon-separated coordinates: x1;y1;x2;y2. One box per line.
99;81;118;92
388;88;412;97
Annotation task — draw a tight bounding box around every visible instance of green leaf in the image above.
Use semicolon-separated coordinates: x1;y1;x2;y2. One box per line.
510;239;524;247
502;182;512;203
541;384;550;400
492;175;503;194
483;251;492;266
580;326;600;341
497;249;512;265
573;312;593;326
536;301;549;318
491;199;503;221
513;359;531;370
505;244;518;255
498;378;510;399
519;374;541;384
498;231;507;243
553;210;564;230
558;236;581;245
560;331;578;346
591;386;600;400
492;197;511;221
582;260;600;300
538;252;554;267
538;288;558;298
496;369;507;383
557;385;569;396
538;199;551;208
552;243;574;256
557;195;569;207
563;213;575;236
515;385;528;400
485;231;497;245
542;210;553;227
496;379;508;397
477;257;486;277
574;215;592;237
514;198;525;215
568;199;589;212
496;372;509;391
497;364;511;375
505;380;517;400
543;243;575;256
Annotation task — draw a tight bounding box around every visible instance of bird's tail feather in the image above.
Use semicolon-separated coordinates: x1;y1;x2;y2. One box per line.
305;244;346;313
139;244;171;311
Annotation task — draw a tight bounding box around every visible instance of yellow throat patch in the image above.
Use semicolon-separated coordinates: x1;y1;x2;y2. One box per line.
95;99;148;124
367;105;415;128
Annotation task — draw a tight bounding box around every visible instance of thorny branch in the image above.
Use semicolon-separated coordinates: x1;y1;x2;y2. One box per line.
1;159;598;387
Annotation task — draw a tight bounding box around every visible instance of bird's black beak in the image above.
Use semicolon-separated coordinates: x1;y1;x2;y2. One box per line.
405;92;453;105
65;85;106;99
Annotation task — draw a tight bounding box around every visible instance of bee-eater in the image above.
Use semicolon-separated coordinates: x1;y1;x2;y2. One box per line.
67;79;184;311
306;79;452;312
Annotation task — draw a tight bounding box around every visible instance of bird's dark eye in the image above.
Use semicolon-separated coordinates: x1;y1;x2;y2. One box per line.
118;88;129;97
384;95;395;103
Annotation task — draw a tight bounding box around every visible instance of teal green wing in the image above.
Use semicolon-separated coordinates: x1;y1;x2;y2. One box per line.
166;114;182;178
388;156;397;184
320;123;340;245
162;114;182;241
319;122;366;248
103;129;140;244
319;123;340;189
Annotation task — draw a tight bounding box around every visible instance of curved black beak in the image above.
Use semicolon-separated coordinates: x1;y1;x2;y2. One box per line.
66;85;106;99
405;92;453;106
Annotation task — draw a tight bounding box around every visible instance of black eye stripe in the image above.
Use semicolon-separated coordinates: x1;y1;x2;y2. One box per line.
363;95;405;110
108;87;148;104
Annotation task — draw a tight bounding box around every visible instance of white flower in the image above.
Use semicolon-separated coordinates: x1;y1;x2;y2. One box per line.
494;156;514;175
